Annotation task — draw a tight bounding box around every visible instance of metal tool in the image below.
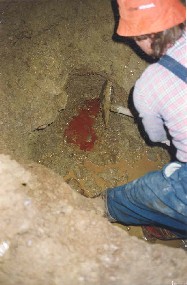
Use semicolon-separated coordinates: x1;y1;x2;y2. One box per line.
100;80;133;128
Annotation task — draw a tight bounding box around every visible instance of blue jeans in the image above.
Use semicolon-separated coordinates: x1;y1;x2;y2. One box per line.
106;162;187;238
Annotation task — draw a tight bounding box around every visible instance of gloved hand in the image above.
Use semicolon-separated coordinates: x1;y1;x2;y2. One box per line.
161;140;170;146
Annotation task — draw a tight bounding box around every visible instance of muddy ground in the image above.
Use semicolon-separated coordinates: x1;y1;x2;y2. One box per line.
0;0;186;284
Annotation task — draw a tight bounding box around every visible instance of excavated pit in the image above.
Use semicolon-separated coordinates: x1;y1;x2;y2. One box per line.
28;70;169;198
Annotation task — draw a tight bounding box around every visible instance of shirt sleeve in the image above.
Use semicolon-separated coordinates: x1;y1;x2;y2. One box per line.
133;76;168;143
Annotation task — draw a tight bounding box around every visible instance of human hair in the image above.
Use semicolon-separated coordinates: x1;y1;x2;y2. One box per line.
133;22;186;58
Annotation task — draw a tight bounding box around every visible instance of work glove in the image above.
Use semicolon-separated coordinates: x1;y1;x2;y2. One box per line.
161;140;170;146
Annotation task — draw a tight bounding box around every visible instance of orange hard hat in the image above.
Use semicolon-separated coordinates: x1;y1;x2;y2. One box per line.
117;0;186;37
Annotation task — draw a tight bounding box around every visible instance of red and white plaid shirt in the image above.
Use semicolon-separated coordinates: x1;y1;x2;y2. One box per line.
133;32;187;162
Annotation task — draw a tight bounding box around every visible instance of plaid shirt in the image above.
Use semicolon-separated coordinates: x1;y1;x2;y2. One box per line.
133;32;187;162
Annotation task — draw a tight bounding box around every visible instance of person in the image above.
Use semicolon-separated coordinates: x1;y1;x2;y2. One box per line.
104;0;187;239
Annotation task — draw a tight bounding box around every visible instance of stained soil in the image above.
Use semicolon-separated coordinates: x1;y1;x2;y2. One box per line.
28;71;169;198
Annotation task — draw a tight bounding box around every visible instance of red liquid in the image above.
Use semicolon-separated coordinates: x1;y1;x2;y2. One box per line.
64;98;100;151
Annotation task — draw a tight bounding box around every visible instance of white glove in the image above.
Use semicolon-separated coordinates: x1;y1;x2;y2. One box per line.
110;105;133;117
161;140;170;146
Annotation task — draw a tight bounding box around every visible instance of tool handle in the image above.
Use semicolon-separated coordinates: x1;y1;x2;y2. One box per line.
110;105;133;117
